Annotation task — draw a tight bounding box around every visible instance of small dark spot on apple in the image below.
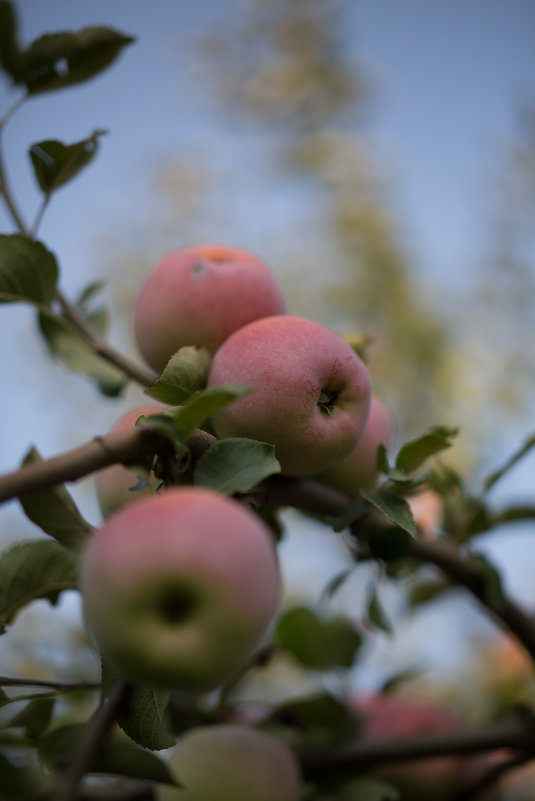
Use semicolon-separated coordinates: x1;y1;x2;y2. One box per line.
157;586;197;624
190;262;206;278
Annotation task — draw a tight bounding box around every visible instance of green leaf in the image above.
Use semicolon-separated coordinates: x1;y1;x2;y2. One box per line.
119;686;175;751
0;540;78;631
276;606;361;670
38;310;126;396
21;26;135;95
341;777;400;801
483;432;535;493
0;751;47;800
408;578;449;607
193;437;280;494
39;723;177;784
19;447;93;550
172;384;250;439
0;235;58;307
321;569;354;601
329;498;368;532
0;1;21;83
368;526;411;561
269;692;356;750
361;490;418;538
8;696;55;739
365;585;392;634
468;552;507;613
145;346;212;405
76;279;106;311
101;658;175;751
29;130;106;194
396;426;458;474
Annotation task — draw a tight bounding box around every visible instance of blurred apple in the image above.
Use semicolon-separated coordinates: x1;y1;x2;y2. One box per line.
95;403;168;517
407;489;443;539
316;393;395;493
133;244;286;373
208;315;371;476
354;694;497;800
81;487;281;691
157;724;304;801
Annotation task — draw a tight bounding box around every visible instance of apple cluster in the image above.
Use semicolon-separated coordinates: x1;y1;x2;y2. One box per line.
79;243;399;797
83;244;400;688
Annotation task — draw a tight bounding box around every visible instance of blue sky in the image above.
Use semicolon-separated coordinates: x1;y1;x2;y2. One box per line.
1;0;533;284
0;0;534;682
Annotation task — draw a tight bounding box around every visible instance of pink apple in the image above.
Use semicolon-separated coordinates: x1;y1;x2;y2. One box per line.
94;403;168;518
407;489;443;539
354;695;497;800
80;487;281;691
157;724;304;801
133;244;287;373
316;394;395;493
207;315;371;477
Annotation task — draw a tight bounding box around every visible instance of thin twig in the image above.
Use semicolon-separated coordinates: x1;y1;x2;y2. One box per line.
453;751;534;801
300;714;535;778
0;120;29;235
407;537;535;665
54;288;158;387
0;675;100;691
55;678;133;801
0;95;158;388
30;192;51;238
258;475;535;669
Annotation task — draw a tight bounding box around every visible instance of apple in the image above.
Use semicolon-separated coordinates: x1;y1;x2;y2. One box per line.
316;393;395;493
94;403;168;517
133;244;287;373
80;487;281;691
406;489;443;539
157;724;304;801
207;315;371;477
354;695;497;800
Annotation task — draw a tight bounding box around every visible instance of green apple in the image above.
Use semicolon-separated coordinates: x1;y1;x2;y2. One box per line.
133;244;287;373
207;315;371;476
80;487;281;691
158;724;304;801
94;403;168;517
317;394;395;493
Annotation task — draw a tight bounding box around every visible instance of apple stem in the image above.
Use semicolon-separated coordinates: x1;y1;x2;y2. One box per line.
318;389;337;416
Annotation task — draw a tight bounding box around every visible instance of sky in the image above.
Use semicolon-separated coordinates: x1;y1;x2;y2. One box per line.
0;0;534;685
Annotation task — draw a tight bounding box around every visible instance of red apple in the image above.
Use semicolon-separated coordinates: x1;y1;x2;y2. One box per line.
316;393;395;493
157;724;304;801
94;403;167;517
133;244;287;373
80;487;281;691
207;315;371;477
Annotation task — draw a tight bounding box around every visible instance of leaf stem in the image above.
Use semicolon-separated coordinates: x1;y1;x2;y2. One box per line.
0;94;158;388
0;104;29;235
54;287;158;387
